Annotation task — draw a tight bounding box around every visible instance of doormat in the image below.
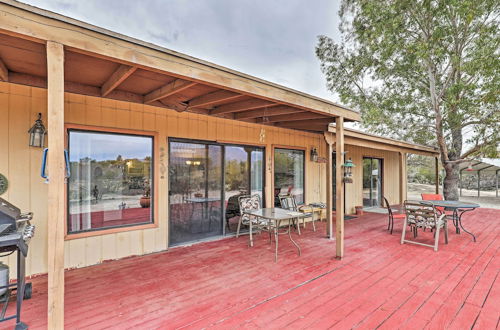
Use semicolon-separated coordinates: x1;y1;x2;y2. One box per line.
344;215;357;220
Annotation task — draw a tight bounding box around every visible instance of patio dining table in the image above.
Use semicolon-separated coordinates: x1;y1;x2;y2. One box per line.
242;207;306;262
419;200;480;242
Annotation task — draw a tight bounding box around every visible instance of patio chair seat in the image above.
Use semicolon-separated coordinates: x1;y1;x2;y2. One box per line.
401;201;448;252
384;197;406;234
279;195;315;233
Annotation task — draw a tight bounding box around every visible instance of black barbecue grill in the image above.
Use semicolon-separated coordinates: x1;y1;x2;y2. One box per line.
0;197;34;330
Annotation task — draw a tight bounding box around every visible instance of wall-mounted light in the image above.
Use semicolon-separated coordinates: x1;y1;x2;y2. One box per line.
310;147;318;162
343;158;355;183
28;113;46;148
186;160;201;166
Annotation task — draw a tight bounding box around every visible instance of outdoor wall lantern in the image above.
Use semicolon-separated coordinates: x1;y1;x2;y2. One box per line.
310;147;318;162
28;113;46;148
343;158;355;183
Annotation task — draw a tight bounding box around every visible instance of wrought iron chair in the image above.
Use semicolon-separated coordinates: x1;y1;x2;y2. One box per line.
279;194;313;234
383;197;406;234
401;201;448;252
237;194;271;245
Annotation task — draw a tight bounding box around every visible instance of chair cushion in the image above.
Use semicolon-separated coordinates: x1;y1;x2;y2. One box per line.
392;213;406;219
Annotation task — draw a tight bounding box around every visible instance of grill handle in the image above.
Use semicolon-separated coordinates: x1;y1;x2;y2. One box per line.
40;148;71;182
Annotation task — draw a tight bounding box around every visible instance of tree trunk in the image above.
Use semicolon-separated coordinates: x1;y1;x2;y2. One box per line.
443;162;460;200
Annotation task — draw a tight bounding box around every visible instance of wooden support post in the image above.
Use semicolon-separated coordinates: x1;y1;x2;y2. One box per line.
324;132;334;239
477;170;481;197
335;117;344;259
496;169;499;198
435;157;439;194
47;41;65;330
399;152;407;204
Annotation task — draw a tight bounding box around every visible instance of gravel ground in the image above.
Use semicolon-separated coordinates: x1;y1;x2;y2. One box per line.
408;183;499;209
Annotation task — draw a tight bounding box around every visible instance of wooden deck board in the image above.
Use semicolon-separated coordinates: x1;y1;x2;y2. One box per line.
0;208;498;329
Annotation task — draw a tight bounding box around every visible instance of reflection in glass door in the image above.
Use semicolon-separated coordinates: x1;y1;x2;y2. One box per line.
363;157;383;207
224;146;264;233
169;141;222;245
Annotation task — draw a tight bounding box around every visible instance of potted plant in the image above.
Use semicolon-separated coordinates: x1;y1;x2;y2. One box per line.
139;180;151;208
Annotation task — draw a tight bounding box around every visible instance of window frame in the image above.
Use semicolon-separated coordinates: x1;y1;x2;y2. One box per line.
273;146;306;205
65;124;158;240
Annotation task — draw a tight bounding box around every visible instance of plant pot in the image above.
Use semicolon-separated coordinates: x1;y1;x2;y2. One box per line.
355;206;363;216
140;196;151;208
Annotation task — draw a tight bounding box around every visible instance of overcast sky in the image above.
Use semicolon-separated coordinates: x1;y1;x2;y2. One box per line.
24;0;342;102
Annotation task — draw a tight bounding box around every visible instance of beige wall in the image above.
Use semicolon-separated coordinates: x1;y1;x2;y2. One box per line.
344;145;403;214
0;82;408;276
0;82;329;276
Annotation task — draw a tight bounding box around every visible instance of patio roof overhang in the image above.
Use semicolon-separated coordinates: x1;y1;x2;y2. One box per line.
0;0;360;132
328;126;440;157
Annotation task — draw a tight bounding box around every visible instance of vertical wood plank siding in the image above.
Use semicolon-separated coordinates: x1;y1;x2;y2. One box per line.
0;82;404;275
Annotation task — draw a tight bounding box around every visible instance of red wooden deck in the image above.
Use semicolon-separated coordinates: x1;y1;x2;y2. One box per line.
2;208;499;329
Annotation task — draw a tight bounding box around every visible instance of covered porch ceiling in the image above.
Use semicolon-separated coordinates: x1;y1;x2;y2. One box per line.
0;1;360;133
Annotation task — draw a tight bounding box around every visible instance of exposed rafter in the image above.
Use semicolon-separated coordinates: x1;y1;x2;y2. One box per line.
158;99;189;113
101;64;137;97
233;105;300;120
256;112;329;123
0;57;8;81
210;99;276;115
275;118;335;128
187;90;242;108
144;79;197;104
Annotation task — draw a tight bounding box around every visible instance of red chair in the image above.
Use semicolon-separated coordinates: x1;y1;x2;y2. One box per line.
384;197;406;234
421;194;448;215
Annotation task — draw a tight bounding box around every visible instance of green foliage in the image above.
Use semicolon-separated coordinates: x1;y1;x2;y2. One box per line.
316;0;500;159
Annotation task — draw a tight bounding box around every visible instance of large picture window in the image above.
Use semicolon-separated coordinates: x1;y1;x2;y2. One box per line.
67;129;154;234
274;148;305;205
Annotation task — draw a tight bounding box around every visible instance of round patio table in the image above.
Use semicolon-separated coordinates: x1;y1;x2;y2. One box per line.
420;200;479;242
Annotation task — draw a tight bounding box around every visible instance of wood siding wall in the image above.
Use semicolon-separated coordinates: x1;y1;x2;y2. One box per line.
344;145;402;214
0;82;406;276
0;82;329;276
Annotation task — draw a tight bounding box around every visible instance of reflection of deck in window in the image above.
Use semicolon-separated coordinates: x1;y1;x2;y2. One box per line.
67;129;154;234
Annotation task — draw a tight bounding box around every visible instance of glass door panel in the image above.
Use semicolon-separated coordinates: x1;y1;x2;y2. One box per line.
362;157;383;207
224;146;264;233
169;141;222;245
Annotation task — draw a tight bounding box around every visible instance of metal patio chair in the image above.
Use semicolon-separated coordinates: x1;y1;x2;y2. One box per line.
401;201;448;252
383;197;406;234
279;194;313;234
237;194;271;245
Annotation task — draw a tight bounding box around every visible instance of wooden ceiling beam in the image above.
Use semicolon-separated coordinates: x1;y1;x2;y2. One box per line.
187;90;242;108
256;112;329;123
144;79;197;104
211;99;276;115
0;57;8;81
101;64;137;97
276;118;335;128
234;105;300;120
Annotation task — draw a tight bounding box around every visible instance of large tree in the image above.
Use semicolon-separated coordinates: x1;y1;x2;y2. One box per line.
316;0;499;200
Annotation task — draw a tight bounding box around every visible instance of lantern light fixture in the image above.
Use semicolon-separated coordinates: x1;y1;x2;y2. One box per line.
28;113;46;148
310;147;318;162
342;157;355;183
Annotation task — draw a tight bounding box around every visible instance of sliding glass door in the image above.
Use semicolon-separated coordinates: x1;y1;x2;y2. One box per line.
169;140;264;245
224;146;264;233
363;157;383;207
169;141;223;245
